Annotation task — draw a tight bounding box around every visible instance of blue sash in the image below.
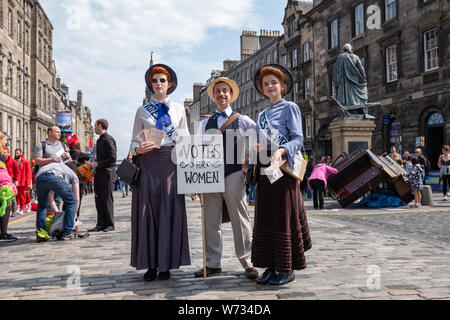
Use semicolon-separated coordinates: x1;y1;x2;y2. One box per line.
142;102;178;144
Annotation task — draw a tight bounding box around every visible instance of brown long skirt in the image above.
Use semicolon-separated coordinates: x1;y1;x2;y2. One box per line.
251;165;312;273
130;146;191;271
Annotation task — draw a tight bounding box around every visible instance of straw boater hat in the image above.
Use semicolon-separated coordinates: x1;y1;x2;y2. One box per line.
145;63;178;95
207;77;239;103
254;63;293;97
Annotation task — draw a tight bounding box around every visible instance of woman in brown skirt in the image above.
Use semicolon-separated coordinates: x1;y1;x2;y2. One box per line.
129;64;191;281
251;64;312;285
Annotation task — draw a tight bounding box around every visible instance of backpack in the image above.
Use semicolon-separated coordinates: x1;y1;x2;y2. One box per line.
34;142;46;174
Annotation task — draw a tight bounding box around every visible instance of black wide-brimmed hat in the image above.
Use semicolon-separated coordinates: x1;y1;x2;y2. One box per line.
253;63;293;97
145;63;178;95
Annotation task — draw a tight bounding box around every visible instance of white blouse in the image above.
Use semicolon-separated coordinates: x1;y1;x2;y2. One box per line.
130;96;189;154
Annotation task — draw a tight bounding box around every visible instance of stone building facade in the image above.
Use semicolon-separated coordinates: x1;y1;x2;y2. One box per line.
0;0;93;158
186;0;449;167
281;0;314;154
0;0;33;157
309;0;449;168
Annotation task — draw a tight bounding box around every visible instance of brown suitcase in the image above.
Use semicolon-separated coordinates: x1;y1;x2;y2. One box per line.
327;148;413;208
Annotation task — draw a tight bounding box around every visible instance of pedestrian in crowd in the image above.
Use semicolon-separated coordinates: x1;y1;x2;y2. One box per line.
438;145;450;201
308;156;338;210
31;160;37;202
251;64;312;285
67;135;90;221
34;126;71;170
34;126;72;211
129;64;191;281
195;76;258;280
87;177;94;194
35;162;79;242
304;157;315;199
415;148;431;182
406;157;424;208
324;155;333;199
15;149;32;215
121;178;129;198
4;147;19;217
114;173;122;191
389;145;402;161
88;119;117;233
0;131;18;242
402;151;412;171
4;148;19;183
121;154;133;198
245;164;257;206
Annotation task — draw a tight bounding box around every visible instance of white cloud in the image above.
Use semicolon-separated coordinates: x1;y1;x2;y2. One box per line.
39;0;267;158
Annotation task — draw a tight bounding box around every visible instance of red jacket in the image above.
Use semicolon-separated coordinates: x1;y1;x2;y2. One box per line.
16;154;32;187
5;156;19;180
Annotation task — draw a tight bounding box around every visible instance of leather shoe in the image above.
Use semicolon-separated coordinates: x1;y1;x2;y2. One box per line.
269;272;295;285
144;268;157;281
102;226;115;232
158;271;171;280
88;226;104;232
194;267;222;277
255;268;275;284
245;267;259;280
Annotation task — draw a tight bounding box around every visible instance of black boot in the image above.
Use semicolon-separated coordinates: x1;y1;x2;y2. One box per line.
144;268;157;281
158;271;171;280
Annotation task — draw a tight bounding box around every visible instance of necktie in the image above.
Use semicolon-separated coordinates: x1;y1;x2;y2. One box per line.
155;102;172;130
212;111;227;120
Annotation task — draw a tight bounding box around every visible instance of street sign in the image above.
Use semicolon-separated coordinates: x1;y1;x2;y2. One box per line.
176;135;225;194
383;115;391;125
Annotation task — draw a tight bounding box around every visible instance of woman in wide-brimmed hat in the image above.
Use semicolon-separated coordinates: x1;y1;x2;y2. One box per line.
129;64;191;281
251;64;312;285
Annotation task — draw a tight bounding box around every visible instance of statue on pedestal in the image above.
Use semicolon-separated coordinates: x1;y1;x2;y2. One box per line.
332;44;376;120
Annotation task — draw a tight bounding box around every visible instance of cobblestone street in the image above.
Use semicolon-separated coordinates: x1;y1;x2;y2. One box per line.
1;191;449;300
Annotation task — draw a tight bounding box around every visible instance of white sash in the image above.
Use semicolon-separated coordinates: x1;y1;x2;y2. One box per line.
142;102;178;144
258;109;306;181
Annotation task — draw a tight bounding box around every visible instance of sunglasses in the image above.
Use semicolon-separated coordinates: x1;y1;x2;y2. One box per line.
151;78;167;84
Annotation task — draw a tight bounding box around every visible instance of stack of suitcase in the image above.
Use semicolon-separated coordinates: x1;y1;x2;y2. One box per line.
327;148;414;208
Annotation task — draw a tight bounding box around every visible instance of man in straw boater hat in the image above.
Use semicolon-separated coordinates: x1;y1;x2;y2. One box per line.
194;77;259;280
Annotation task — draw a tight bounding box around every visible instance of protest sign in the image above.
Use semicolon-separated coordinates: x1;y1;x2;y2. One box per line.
176;135;225;194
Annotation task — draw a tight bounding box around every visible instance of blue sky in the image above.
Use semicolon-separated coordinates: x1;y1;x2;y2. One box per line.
39;0;297;159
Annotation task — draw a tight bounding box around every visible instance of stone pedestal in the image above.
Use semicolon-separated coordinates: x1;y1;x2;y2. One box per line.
329;120;376;159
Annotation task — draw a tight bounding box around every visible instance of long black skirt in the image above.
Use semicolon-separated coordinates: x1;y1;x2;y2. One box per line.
130;146;191;271
251;163;312;273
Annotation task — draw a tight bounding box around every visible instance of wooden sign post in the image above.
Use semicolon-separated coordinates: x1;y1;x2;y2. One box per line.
176;135;225;280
